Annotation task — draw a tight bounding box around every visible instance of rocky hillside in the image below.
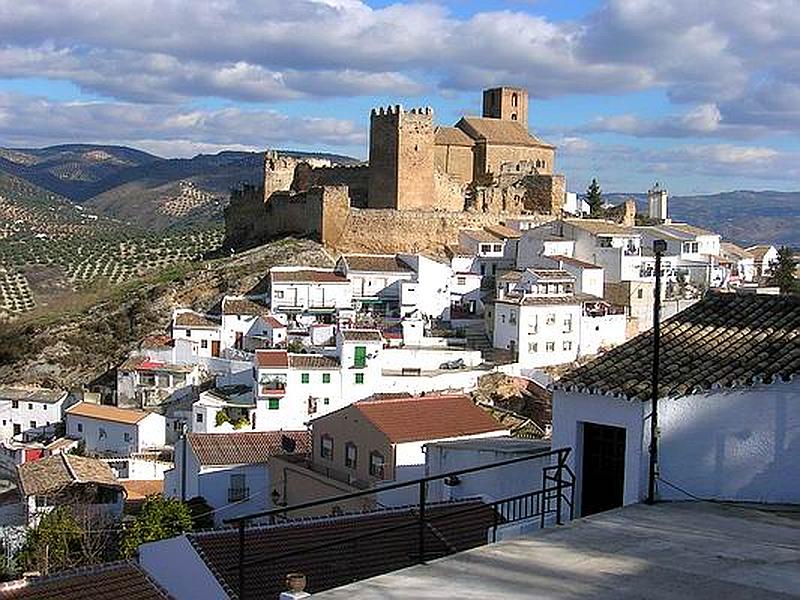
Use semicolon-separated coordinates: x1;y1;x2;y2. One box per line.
0;238;333;389
0;145;359;230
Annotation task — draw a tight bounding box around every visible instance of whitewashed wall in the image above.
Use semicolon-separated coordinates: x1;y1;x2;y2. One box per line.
140;535;230;600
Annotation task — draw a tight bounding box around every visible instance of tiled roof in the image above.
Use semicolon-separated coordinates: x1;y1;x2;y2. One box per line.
288;354;340;369
547;255;602;269
0;561;171;600
555;292;800;401
746;245;775;261
666;222;718;237
255;349;289;368
140;335;173;350
528;269;575;280
720;242;753;260
0;387;66;404
460;228;502;243
264;316;285;329
564;218;636;236
221;297;269;316
354;394;505;443
17;454;121;497
66;402;151;425
340;329;382;342
455;117;553;148
270;269;348;283
187;500;496;600
484;224;521;239
341;254;414;273
434;126;475;147
187;431;310;466
173;311;219;329
122;480;164;501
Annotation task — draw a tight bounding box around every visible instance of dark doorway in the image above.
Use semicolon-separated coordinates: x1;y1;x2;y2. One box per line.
581;422;626;517
211;340;221;357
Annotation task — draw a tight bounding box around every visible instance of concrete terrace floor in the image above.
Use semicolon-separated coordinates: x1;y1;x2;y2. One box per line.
315;502;800;599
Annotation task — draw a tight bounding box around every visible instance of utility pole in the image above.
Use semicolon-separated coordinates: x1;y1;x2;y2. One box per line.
647;239;666;505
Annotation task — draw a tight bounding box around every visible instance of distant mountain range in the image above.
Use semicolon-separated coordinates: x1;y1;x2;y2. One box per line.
0;144;359;230
605;191;800;248
1;144;796;246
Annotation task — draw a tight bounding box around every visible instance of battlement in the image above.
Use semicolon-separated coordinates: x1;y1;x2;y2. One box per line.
370;105;433;118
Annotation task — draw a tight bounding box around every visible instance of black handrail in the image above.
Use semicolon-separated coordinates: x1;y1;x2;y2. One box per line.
229;446;574;600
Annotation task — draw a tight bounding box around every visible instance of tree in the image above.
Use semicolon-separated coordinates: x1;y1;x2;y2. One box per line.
585;178;603;216
119;496;193;558
186;496;215;531
767;246;799;294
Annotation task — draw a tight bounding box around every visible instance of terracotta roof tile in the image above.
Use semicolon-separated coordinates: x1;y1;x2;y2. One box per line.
546;255;603;269
355;394;505;443
122;480;164;501
187;431;310;465
341;254;414;273
461;228;502;243
456;117;553;148
340;329;382;342
255;350;289;368
221;297;270;316
484;224;521;239
288;354;340;369
188;500;496;599
0;561;171;600
66;402;151;425
434;126;475;147
17;454;120;497
173;311;219;329
271;269;348;283
140;335;173;350
555;292;800;400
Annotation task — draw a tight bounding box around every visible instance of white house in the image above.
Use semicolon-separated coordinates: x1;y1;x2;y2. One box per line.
191;385;255;434
557;219;643;283
446;245;484;319
396;254;453;321
0;387;70;442
171;309;222;358
746;244;780;280
516;224;576;269
551;292;800;517
335;254;416;316
541;255;604;298
269;267;352;317
719;242;756;285
458;228;517;283
164;430;309;525
637;223;722;288
220;296;287;351
65;402;166;456
116;353;207;409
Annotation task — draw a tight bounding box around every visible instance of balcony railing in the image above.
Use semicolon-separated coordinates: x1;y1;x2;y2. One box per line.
224;447;575;600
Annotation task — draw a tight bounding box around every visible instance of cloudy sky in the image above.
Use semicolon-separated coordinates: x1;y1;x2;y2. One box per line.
1;0;798;194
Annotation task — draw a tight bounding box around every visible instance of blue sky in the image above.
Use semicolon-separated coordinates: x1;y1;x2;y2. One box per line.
0;0;798;194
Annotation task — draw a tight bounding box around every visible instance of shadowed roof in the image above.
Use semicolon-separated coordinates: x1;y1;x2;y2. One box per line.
354;394;505;443
271;269;348;283
341;254;414;273
186;431;310;465
434;126;475;147
173;311;219;328
555;292;800;401
17;454;121;497
456;117;553;148
0;561;171;600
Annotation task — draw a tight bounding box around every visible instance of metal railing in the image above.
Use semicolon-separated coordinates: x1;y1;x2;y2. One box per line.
224;446;575;600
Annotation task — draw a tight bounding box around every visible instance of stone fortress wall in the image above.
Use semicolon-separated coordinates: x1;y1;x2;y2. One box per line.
224;86;568;255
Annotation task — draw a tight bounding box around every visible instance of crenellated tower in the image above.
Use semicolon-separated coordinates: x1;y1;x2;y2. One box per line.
368;105;435;210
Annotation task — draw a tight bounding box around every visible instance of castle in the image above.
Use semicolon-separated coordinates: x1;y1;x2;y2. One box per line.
224;86;565;254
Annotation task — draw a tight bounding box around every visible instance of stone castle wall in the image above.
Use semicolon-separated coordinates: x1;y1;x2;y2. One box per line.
294;163;369;207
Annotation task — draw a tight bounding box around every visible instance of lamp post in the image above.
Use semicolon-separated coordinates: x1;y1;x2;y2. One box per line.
647;239;667;505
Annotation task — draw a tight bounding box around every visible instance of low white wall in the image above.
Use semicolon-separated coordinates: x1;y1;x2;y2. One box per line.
379;370;484;394
381;347;483;370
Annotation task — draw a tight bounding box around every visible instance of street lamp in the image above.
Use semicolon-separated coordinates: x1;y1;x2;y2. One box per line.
647;239;667;505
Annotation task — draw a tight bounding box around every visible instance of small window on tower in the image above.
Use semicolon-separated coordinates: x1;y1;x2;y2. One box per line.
511;114;517;121
512;93;518;107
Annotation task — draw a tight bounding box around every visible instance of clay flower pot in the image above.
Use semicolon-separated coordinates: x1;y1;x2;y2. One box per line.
286;573;307;592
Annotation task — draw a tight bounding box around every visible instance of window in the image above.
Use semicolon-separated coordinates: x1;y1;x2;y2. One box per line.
511;113;517;121
353;346;367;368
324;397;330;405
501;314;506;324
563;341;573;351
322;373;331;384
509;310;517;325
320;434;333;460
140;372;156;386
185;329;191;337
13;424;20;436
124;432;131;443
528;342;538;353
512;92;518;107
98;427;107;440
201;339;208;349
457;276;466;286
355;373;364;385
370;451;385;478
11;400;18;409
683;241;699;254
28;403;33;410
196;413;203;423
1;420;5;426
42;404;47;410
563;316;573;333
275;290;284;299
480;244;492;254
301;373;310;384
597;237;613;248
268;398;280;410
637;289;644;299
29;421;36;429
546;341;555;352
77;423;83;433
546;313;556;325
493;244;502;253
345;442;358;469
229;473;249;502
